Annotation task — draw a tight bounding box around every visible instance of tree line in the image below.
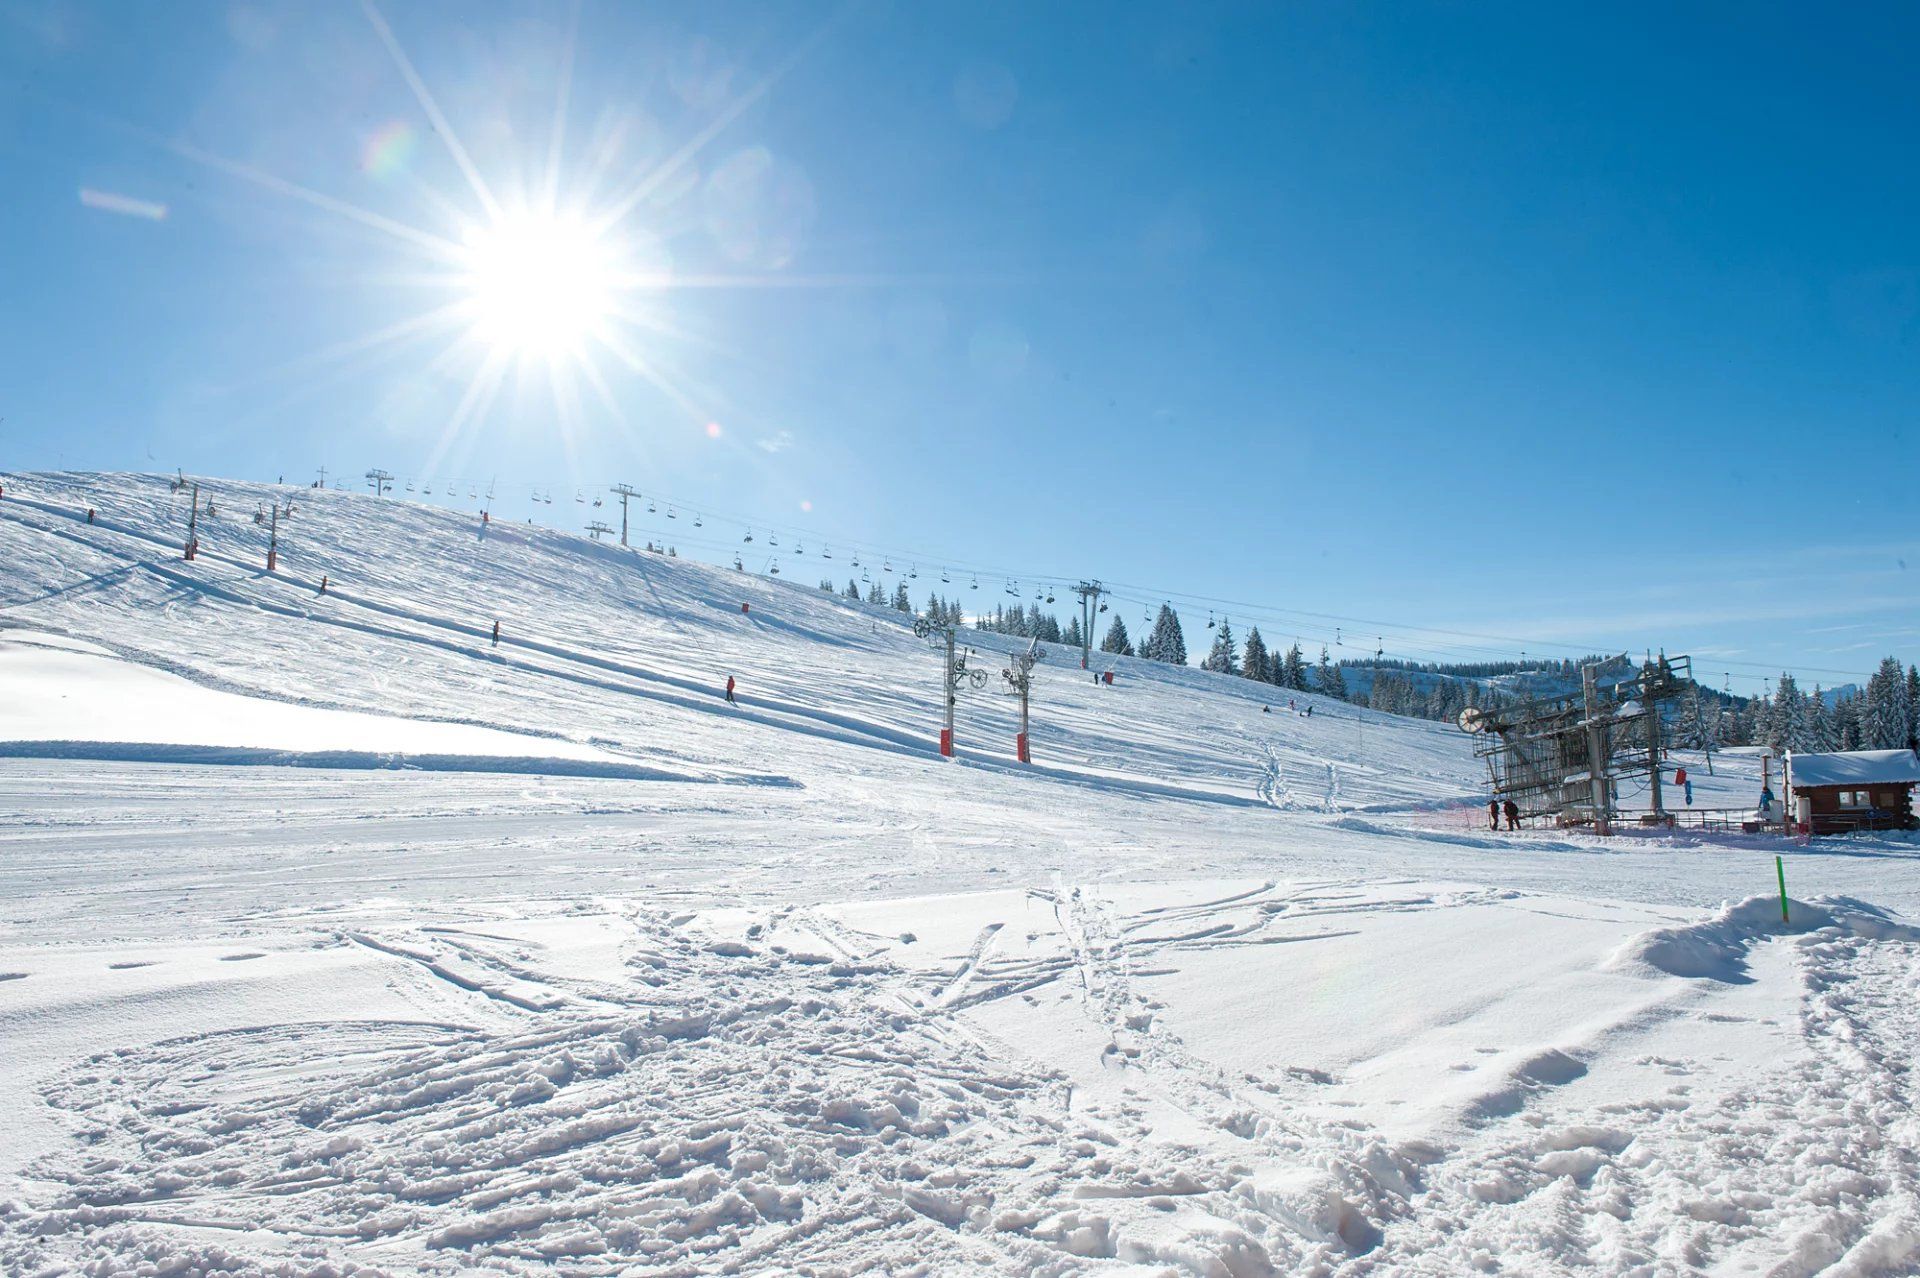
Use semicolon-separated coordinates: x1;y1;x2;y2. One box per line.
852;588;1919;747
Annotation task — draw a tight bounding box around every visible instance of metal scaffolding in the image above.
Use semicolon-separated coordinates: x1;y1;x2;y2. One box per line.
1462;654;1693;832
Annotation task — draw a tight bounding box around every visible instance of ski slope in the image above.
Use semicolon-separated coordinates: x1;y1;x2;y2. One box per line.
2;471;1918;1276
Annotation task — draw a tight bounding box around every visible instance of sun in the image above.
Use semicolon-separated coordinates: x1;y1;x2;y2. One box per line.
459;213;618;359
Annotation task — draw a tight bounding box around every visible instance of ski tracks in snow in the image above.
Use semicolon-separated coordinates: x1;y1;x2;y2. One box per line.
1352;925;1920;1276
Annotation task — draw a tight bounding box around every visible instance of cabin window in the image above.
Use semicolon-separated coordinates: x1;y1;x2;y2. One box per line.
1837;790;1870;809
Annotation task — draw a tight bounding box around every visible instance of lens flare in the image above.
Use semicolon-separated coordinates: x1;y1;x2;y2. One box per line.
360;121;417;179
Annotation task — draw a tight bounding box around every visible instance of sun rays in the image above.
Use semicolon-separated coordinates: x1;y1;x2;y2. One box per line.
146;0;850;486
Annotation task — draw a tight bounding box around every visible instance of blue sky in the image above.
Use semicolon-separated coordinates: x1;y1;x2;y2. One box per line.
2;1;1915;692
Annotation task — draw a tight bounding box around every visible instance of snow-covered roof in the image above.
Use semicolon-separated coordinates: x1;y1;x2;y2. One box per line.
1786;750;1920;788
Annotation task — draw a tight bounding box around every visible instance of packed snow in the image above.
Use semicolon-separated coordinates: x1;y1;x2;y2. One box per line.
2;471;1917;1276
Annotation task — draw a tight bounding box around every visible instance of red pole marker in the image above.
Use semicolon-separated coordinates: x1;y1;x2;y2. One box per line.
939;728;954;758
1016;731;1030;764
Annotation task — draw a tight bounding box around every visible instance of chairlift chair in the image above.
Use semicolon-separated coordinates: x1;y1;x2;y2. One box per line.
940;570;950;584
744;528;754;543
822;546;833;559
733;556;744;570
575;490;585;503
405;481;415;492
909;565;919;579
769;533;779;547
1207;611;1216;630
883;560;893;573
693;512;702;527
647;499;657;513
971;576;979;590
768;558;780;576
793;542;803;555
667;506;677;519
423;483;433;494
851;554;861;568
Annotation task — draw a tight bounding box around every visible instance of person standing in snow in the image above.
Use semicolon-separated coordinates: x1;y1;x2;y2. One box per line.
725;675;737;705
1488;798;1500;831
1503;799;1520;831
491;620;500;647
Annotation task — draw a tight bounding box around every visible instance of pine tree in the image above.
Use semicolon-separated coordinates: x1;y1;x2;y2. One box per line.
1909;665;1920;745
1766;674;1807;754
1143;605;1187;665
1806;687;1836;752
1201;617;1237;673
1315;647;1348;700
1062;615;1084;649
893;582;912;612
846;579;861;600
1241;627;1269;682
1281;644;1309;691
1862;656;1910;748
1835;693;1861;750
819;578;834;592
1100;616;1134;657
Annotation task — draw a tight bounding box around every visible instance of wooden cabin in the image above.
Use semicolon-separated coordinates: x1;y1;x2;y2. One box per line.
1784;750;1920;835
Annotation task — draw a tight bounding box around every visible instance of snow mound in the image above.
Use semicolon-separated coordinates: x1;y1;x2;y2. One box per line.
1606;893;1920;982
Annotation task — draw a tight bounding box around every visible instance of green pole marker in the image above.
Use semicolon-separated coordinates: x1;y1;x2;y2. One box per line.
1775;855;1789;925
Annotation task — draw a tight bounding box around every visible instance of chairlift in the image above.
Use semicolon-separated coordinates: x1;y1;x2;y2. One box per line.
733;556;744;571
592;496;602;508
861;569;871;583
1098;601;1107;613
667;506;677;519
851;553;861;568
693;512;703;527
423;483;433;494
769;533;780;547
767;558;780;576
1375;636;1384;660
405;481;415;493
970;576;979;590
469;485;477;498
743;527;754;543
1207;611;1216;630
822;545;833;560
647;499;657;513
940;569;950;584
793;541;803;556
908;565;918;579
543;492;554;505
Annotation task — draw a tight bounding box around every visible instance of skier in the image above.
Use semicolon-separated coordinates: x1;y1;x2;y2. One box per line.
491;620;500;647
1289;699;1296;712
85;508;95;524
1305;704;1313;718
725;675;737;705
1503;799;1520;831
1488;798;1500;831
1262;705;1271;714
319;575;328;594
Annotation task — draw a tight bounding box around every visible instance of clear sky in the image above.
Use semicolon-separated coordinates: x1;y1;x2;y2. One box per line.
2;1;1915;693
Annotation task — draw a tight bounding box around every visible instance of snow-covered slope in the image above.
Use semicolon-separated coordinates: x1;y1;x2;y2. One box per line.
0;472;1475;808
2;471;1918;1277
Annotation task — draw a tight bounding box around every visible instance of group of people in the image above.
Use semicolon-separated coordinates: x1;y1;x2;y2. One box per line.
1488;797;1521;831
